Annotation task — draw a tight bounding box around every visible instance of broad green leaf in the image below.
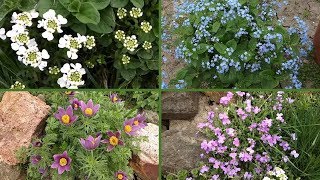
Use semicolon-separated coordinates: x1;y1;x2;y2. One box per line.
19;0;37;11
110;0;129;8
137;49;153;59
86;0;110;10
214;43;227;55
120;68;136;81
211;21;220;33
130;0;144;8
68;0;81;12
146;60;158;70
88;7;115;33
70;23;87;34
197;44;208;54
226;39;237;50
75;2;100;25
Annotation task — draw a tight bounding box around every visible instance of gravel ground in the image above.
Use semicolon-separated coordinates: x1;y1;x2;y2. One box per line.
161;0;320;88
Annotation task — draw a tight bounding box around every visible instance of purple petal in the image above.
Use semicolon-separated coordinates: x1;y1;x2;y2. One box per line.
66;106;73;115
80;101;86;111
107;131;115;137
101;139;108;144
51;162;59;168
118;140;124;146
107;144;114;152
93;104;100;113
115;131;121;138
58;166;65;174
87;99;93;108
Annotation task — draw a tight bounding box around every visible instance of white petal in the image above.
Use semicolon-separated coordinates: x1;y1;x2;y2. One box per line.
27;38;38;48
57;15;67;24
38;61;47;71
37;20;44;28
11;43;20;51
42;31;54;41
30;9;39;18
67;51;72;58
16;46;26;55
0;28;5;35
71;52;78;59
57;77;67;88
0;35;6;40
43;9;56;19
61;63;71;73
41;49;50;59
58;38;67;48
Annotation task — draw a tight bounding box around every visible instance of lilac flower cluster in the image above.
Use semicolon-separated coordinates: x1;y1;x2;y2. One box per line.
167;0;312;89
197;91;298;179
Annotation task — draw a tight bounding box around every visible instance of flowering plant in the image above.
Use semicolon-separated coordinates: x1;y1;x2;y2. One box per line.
196;91;299;179
22;92;149;179
0;0;159;88
165;0;312;89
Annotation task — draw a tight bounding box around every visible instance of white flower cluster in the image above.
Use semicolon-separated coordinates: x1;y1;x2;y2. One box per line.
5;10;49;71
57;63;86;89
58;34;95;59
263;167;288;180
37;9;67;41
0;9;97;88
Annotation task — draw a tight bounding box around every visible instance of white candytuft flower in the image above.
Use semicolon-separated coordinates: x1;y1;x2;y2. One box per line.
129;7;143;18
123;35;138;52
16;45;49;71
11;10;39;27
83;35;95;49
57;63;86;89
37;9;67;41
58;34;85;59
6;28;31;51
0;28;6;40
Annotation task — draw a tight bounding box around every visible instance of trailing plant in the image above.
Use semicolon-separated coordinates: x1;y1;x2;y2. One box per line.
0;0;159;88
167;0;312;89
19;91;149;179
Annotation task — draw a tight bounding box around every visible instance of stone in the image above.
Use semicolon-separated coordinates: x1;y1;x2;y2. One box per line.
162;92;200;120
144;110;159;125
130;123;159;180
162;130;204;174
0;162;26;180
203;92;228;103
0;92;51;165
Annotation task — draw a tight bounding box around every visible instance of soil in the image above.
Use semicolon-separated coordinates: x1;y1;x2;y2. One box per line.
162;0;320;88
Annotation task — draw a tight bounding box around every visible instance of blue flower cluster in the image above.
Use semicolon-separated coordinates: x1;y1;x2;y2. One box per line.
164;0;312;89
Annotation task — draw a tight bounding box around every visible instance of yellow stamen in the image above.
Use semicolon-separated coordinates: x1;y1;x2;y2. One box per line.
85;108;93;115
117;174;124;179
113;96;118;102
59;158;67;166
134;120;139;126
61;114;70;124
74;104;78;108
65;91;72;95
109;136;119;146
124;125;132;133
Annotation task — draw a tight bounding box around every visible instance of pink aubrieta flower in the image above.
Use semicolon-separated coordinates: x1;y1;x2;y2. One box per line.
123;118;139;136
51;151;72;175
233;138;240;147
31;155;41;165
290;150;299;158
236;91;245;97
80;99;100;117
252;106;261;114
200;165;209;174
276;113;284;123
80;134;102;150
69;98;81;110
239;152;253;162
110;93;121;103
219;112;230;125
101;131;124;151
54;106;78;125
211;175;219;180
115;171;128;180
219;92;233;105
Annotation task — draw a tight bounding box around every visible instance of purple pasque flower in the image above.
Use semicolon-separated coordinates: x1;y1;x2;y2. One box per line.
39;168;47;175
54;106;78;125
32;140;42;147
115;170;128;180
51;151;72;175
31;155;42;165
132;113;147;129
101;131;124;151
69;98;81;110
123;118;139;136
80;134;102;150
110;93;121;103
80;99;100;117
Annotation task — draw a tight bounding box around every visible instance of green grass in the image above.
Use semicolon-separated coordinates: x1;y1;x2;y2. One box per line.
284;93;320;179
299;60;320;88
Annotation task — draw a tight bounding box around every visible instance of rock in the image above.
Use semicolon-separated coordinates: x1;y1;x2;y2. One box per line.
162;92;200;120
144;110;159;125
162;130;204;174
0;162;26;180
0;92;51;165
130;123;159;180
203;92;227;103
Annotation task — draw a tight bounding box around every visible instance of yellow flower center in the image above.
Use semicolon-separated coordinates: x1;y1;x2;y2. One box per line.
65;91;72;95
124;125;132;133
74;104;78;108
113;96;118;102
61;114;70;124
134;120;139;126
85;108;93;115
109;136;119;146
117;174;123;179
59;158;67;166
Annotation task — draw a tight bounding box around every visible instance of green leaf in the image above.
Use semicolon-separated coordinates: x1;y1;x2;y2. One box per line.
70;23;87;34
75;2;100;24
19;0;37;11
87;7;115;33
130;0;144;8
146;60;158;70
68;0;81;12
58;0;71;9
211;21;221;33
214;43;227;55
37;0;69;17
86;0;110;10
197;44;208;54
120;69;136;81
226;39;237;50
137;49;153;60
110;0;129;8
